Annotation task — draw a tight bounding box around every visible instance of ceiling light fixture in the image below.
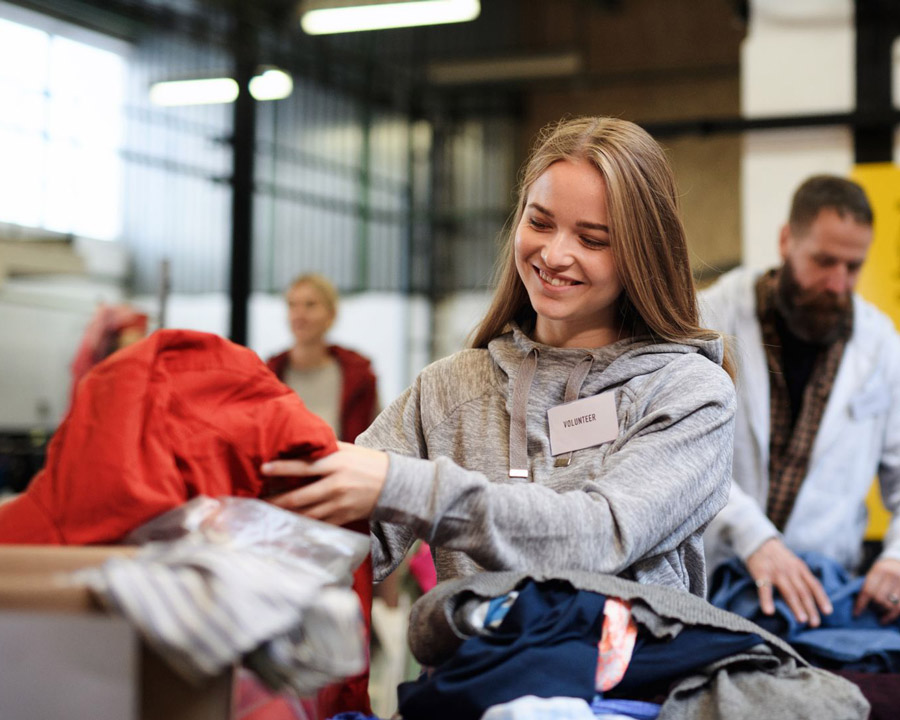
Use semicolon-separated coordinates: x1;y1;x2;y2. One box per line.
427;52;583;85
248;68;294;101
299;0;480;35
149;68;294;106
149;77;239;106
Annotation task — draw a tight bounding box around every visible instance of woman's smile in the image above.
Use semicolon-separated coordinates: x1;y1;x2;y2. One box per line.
514;158;624;348
535;266;581;288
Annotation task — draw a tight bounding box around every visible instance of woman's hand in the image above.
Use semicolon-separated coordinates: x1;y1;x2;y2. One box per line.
746;537;832;627
261;441;389;526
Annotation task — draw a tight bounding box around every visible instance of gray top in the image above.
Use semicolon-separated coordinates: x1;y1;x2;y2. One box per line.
284;359;341;432
358;324;736;596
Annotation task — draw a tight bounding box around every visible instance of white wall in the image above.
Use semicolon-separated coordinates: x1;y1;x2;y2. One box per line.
741;127;854;269
0;276;126;430
433;290;492;359
740;0;856;270
0;287;434;431
0;277;500;433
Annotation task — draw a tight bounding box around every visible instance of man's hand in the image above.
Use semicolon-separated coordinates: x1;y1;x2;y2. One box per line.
746;537;833;627
854;557;900;624
261;441;389;526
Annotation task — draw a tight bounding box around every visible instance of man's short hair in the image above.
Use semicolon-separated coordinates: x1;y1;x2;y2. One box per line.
789;174;873;235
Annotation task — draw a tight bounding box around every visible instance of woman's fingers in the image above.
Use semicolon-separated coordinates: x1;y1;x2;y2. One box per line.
261;446;390;525
267;477;334;511
261;458;319;477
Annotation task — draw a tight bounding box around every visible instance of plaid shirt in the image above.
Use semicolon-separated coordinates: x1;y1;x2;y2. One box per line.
755;270;851;531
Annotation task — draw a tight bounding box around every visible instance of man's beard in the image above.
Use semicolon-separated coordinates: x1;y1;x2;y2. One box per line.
775;259;852;345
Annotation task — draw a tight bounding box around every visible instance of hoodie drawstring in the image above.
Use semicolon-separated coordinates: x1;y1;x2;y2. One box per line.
508;349;538;478
508;351;594;478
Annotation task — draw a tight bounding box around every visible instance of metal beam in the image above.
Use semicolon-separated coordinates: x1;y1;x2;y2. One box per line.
641;110;900;141
228;6;258;346
854;0;900;163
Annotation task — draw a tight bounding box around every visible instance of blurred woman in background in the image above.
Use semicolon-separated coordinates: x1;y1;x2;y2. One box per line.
267;273;377;443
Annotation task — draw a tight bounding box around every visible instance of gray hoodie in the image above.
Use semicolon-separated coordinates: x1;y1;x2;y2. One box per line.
358;324;735;595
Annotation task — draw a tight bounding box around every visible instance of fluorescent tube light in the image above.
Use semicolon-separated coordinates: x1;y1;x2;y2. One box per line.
150;69;294;106
249;69;293;101
300;0;480;35
149;78;239;106
427;52;583;85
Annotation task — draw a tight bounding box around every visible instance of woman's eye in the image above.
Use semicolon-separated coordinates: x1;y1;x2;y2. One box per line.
581;236;608;249
528;217;550;230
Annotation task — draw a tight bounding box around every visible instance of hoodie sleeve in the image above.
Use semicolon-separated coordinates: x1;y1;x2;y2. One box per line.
361;354;736;583
356;379;428;582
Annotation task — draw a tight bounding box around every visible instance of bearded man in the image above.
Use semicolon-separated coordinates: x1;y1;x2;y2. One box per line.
701;175;900;628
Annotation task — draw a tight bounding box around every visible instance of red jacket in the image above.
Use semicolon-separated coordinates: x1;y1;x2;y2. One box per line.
266;345;377;442
0;329;338;544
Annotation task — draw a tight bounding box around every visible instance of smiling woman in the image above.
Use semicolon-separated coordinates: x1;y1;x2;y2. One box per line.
513;158;622;349
263;116;736;602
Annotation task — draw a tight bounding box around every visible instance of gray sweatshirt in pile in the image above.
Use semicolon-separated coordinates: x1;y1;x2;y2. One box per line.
357;324;736;596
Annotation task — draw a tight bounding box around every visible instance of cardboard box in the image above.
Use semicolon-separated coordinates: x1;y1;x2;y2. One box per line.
0;545;233;720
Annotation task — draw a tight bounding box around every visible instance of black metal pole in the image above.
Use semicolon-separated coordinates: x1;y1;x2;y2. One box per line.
229;8;257;345
640;110;900;141
854;0;899;164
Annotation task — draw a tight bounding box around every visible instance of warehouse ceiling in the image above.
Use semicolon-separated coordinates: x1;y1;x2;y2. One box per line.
3;0;748;115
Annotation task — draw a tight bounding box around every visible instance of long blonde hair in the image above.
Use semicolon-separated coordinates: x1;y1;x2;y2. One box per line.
470;116;734;379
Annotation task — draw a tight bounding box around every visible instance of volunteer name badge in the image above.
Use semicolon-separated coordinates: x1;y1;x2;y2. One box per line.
547;391;619;456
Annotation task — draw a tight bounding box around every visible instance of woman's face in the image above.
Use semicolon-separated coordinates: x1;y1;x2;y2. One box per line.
514;158;624;348
287;283;335;345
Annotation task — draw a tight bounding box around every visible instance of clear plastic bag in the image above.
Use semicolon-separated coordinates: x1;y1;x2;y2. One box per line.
125;495;370;587
78;496;370;701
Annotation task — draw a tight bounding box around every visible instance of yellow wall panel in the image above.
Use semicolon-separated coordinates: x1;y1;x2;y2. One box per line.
852;163;900;541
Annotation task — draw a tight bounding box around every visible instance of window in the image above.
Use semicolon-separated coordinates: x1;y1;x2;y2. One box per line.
0;10;126;240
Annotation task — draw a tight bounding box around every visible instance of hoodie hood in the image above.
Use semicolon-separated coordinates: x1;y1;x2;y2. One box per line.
488;323;725;398
487;323;727;480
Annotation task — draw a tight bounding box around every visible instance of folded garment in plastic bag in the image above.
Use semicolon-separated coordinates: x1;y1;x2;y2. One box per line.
75;496;369;696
